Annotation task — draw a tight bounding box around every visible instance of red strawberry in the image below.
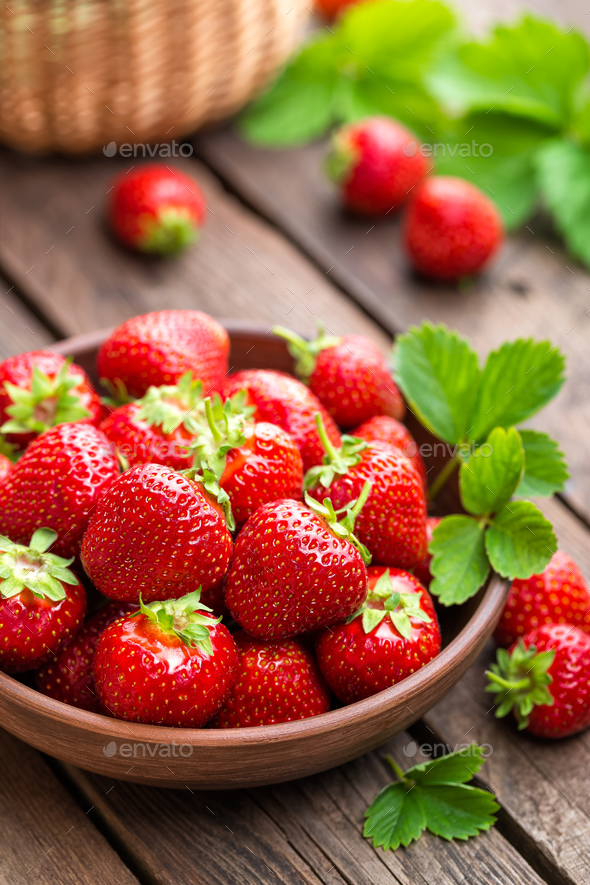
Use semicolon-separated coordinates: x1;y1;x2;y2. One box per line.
108;164;206;256
494;550;590;648
98;309;229;399
412;516;442;589
404;176;504;281
35;601;136;711
94;590;238;727
275;326;404;429
225;489;371;640
0;423;119;558
223;369;341;472
316;567;440;703
487;623;590;738
0;528;86;673
352;415;426;489
306;417;427;569
325;116;428;215
81;462;232;603
212;631;330;727
100;372;205;471
315;0;366;18
0;350;103;450
0;453;12;483
192;395;303;527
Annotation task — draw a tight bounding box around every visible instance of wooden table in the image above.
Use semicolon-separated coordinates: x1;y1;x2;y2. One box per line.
2;3;590;883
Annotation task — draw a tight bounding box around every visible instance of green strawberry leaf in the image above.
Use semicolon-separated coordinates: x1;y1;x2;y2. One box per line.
515;430;569;497
460;427;524;516
364;782;426;850
407;744;488;785
392;323;480;445
535;139;590;267
485;500;556;579
429;515;490;606
469;338;565;443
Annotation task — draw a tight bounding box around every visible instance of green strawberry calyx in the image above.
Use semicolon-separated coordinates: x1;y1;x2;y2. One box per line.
273;322;342;383
347;569;432;638
324;127;359;186
304;481;372;564
136;371;205;436
189;394;254;481
485;641;556;730
185;464;236;533
140;207;200;257
2;360;91;436
0;528;78;601
304;412;367;490
137;590;220;655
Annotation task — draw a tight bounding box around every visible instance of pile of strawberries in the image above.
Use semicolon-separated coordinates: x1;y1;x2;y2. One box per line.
0;309;444;729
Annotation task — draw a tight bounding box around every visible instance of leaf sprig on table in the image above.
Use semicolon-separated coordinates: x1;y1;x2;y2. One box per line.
240;0;590;266
392;322;567;606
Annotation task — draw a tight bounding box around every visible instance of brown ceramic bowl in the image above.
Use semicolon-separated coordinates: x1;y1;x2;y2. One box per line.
0;324;508;789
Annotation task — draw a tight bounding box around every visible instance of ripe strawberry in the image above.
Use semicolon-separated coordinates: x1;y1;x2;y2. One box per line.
315;0;366;18
352;415;426;490
94;591;238;727
191;395;303;527
81;462;233;603
223;369;340;472
316;567;440;703
0;528;86;673
404;176;504;281
487;623;590;738
412;517;442;589
0;423;119;558
100;371;205;471
212;631;330;727
225;489;371;640
35;601;136;711
108;164;206;256
325;117;428;215
274;325;404;429
98;309;229;400
494;550;590;648
0;453;12;483
306;416;427;569
0;350;103;450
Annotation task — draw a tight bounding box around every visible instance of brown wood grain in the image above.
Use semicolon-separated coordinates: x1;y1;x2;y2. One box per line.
0;728;139;885
0;278;55;359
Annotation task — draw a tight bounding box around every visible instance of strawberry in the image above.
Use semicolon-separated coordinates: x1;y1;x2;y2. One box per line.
212;631;330;727
0;423;119;558
108;164;206;256
191;395;303;527
98;309;229;400
274;325;405;429
494;550;590;648
352;415;426;490
315;0;366;18
487;623;590;738
316;567;440;703
0;453;12;483
93;591;238;727
223;369;341;472
0;350;103;450
35;601;136;711
403;176;504;281
325;116;428;216
412;516;442;589
0;528;86;673
81;462;233;603
225;488;371;640
306;416;427;569
100;371;205;471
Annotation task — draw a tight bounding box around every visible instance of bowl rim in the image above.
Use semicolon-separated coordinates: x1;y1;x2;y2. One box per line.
0;322;508;747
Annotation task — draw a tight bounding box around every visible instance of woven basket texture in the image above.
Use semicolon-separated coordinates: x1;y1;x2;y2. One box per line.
0;0;308;154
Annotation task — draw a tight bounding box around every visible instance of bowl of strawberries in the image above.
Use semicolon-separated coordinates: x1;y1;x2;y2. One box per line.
0;310;507;789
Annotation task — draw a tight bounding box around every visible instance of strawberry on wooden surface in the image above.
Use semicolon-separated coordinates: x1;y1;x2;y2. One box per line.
93;591;238;727
0;423;119;558
0;529;86;673
316;567;440;703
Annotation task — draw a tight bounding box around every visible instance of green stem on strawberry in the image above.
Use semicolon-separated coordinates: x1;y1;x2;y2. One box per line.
189;394;249;484
0;528;78;601
428;452;462;502
136;371;205;435
347;568;433;636
485;642;556;729
184;465;236;533
136;590;220;655
2;360;91;436
304;480;372;564
304;413;368;490
274;323;342;383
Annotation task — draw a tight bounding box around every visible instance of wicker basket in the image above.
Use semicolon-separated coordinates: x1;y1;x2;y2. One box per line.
0;0;308;154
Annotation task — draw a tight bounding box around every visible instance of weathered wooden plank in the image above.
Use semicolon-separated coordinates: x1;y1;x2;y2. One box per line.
0;148;389;354
0;728;139;885
0;279;55;359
